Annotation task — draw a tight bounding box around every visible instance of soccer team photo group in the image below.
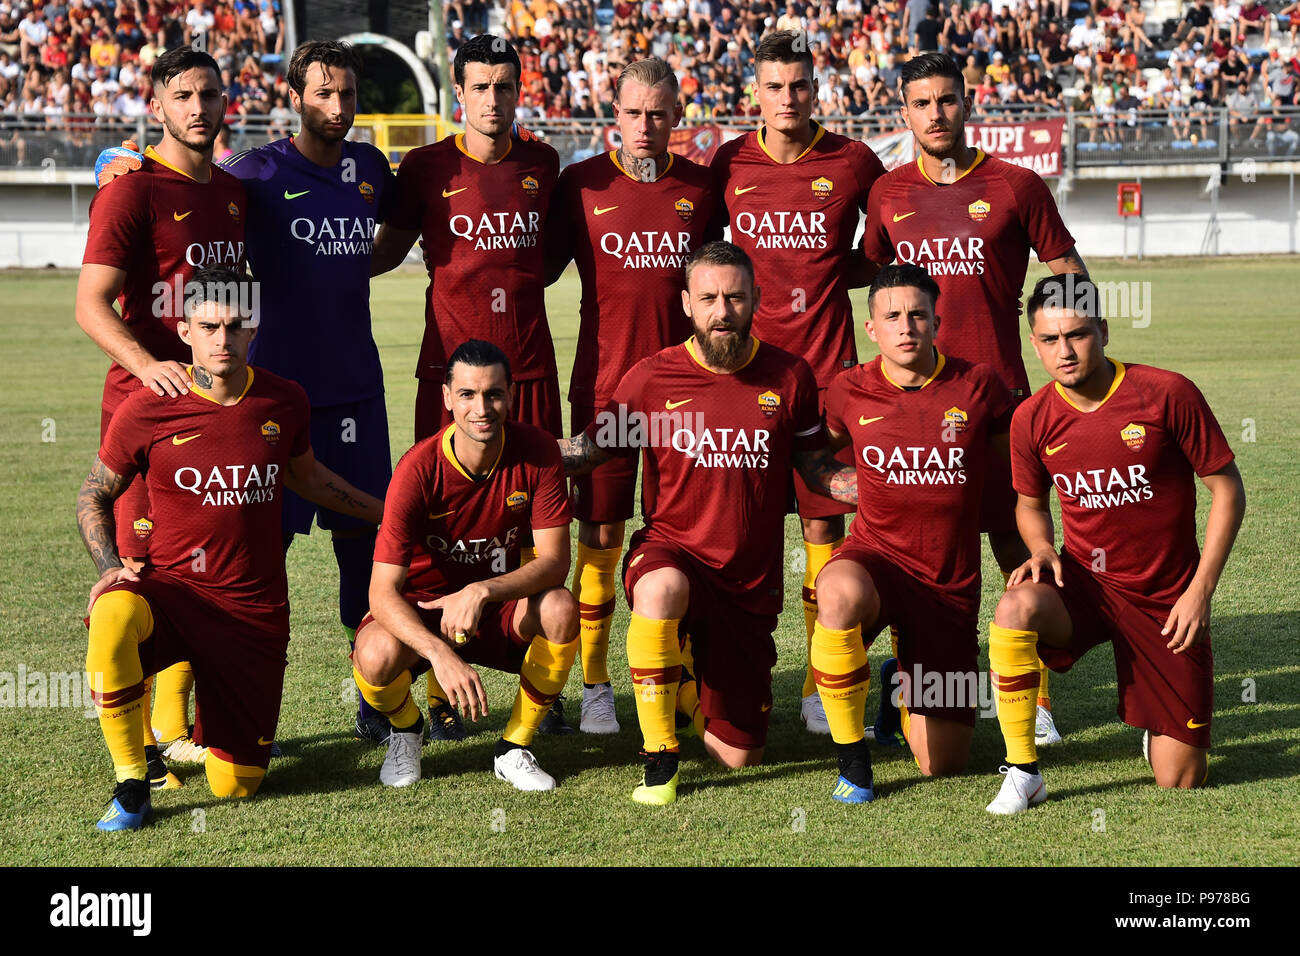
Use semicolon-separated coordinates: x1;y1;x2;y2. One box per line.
1;0;1295;891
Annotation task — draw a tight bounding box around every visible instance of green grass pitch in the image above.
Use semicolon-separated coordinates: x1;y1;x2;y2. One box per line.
0;257;1296;866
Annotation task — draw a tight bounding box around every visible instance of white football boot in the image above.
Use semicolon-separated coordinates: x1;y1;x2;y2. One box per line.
800;692;831;734
580;682;620;734
379;728;422;787
1035;704;1063;746
493;747;557;791
986;765;1048;815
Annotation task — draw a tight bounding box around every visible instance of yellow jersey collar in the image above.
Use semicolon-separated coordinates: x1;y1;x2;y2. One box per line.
1054;359;1126;412
685;335;761;374
609;149;676;181
757;121;825;164
186;366;255;405
916;148;986;186
880;350;946;390
440;422;506;480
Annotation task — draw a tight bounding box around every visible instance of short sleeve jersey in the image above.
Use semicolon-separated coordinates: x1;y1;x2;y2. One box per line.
374;421;571;597
548;150;724;408
712;123;886;386
97;367;310;633
827;353;1013;606
223;137;394;406
1011;361;1235;610
861;151;1076;397
83;146;247;413
589;338;825;613
388;132;559;382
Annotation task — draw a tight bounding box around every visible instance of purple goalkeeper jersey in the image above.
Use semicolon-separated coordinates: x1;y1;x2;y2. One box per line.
222;137;394;406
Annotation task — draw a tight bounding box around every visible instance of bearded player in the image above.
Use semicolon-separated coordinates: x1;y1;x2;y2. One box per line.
559;242;858;804
813;264;1013;803
352;340;578;792
78;268;383;830
370;34;567;737
711;30;886;735
985;275;1245;814
860;52;1088;749
544;56;723;735
76;47;246;775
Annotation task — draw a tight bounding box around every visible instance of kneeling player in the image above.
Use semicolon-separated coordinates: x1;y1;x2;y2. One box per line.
78;268;384;831
560;242;857;804
353;340;579;791
812;264;1014;802
986;275;1245;814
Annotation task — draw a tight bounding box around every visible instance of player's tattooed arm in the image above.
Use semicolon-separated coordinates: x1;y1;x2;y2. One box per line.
285;450;384;525
794;445;858;505
558;432;615;476
1046;246;1089;278
76;457;129;575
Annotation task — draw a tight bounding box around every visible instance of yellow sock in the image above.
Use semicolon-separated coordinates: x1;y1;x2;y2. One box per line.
1038;662;1052;709
801;539;840;698
140;676;158;748
676;632;704;735
520;546;538;566
151;660;193;742
573;542;620;686
206;752;265;798
811;621;869;744
989;624;1041;765
427;673;448;710
504;635;579;746
627;612;681;753
354;666;422;731
87;590;154;782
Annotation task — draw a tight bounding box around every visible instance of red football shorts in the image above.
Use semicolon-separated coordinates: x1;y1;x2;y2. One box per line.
624;539;778;750
569;403;638;524
823;539;981;726
357;593;529;676
101;406;152;560
415;374;563;444
1037;553;1213;748
100;570;288;769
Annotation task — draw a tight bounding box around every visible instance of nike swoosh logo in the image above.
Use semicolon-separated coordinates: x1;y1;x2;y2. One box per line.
173;210;192;221
172;433;201;445
428;509;457;519
442;187;468;198
733;185;758;196
858;416;884;425
283;189;310;200
1186;718;1209;729
760;702;772;712
1046;442;1068;456
257;736;275;746
892;211;916;222
665;399;693;409
593;205;619;215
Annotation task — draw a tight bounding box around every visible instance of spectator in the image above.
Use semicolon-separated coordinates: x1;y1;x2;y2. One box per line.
1225;78;1261;142
915;5;943;52
1176;0;1215;46
1122;0;1152;54
1237;0;1271;46
1263;95;1299;155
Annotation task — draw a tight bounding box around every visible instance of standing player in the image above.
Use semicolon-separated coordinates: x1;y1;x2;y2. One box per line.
370;34;566;736
352;340;579;791
986;275;1245;814
76;47;246;769
711;30;886;734
544;56;723;734
559;243;859;804
813;264;1013;803
78;268;384;830
860;52;1088;747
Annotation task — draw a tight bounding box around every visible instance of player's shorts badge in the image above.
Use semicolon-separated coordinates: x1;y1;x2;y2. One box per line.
811;177;833;199
132;517;153;539
506;490;529;511
943;406;968;433
967;199;990;222
358;181;375;204
261;420;281;443
1121;422;1146;451
675;197;694;222
757;390;781;416
227;201;241;222
521;175;539;198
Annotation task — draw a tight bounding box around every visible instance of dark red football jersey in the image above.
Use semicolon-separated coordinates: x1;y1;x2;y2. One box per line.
97;367;310;632
861;151;1075;397
548;150;724;408
388;132;559;382
712;123;885;386
1011;361;1235;611
826;352;1013;606
83;146;247;413
374;421;571;596
588;338;825;613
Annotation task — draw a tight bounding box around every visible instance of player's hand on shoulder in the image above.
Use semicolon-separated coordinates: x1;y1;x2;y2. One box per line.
94;139;144;188
1163;583;1212;654
1009;547;1064;588
87;565;139;617
138;360;192;398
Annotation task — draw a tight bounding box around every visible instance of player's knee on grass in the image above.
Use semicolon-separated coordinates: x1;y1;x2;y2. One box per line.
704;732;763;769
814;561;879;630
908;715;973;777
351;623;407;688
630;566;690;620
535;586;579;645
206;753;266;798
1149;735;1208;789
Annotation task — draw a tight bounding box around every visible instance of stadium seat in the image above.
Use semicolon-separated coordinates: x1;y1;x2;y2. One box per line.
1198;139;1218;149
1101;142;1124;151
1077;142;1100;152
1171;140;1194;149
